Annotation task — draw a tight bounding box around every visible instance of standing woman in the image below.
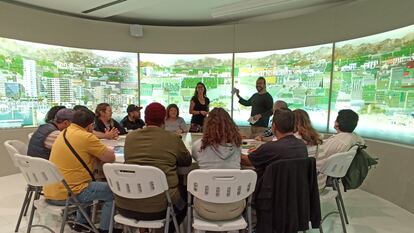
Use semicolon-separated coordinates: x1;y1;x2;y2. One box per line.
189;82;210;132
94;103;127;139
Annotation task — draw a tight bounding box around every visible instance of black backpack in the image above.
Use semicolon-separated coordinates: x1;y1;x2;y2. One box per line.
341;144;378;191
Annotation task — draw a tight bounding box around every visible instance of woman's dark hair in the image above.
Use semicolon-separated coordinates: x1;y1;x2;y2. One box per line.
166;104;180;119
72;108;95;128
272;108;294;133
293;109;322;146
193;82;207;97
95;103;110;118
336;109;359;132
45;105;66;123
201;108;242;150
73;105;89;111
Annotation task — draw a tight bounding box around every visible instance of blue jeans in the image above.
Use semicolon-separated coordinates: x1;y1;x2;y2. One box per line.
47;182;114;231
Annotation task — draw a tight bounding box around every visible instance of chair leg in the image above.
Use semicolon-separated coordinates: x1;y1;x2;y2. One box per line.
15;186;33;232
26;188;42;233
170;206;180;233
164;206;171;233
335;180;349;224
247;197;252;233
23;186;34;216
109;201;116;233
60;198;70;233
335;197;347;233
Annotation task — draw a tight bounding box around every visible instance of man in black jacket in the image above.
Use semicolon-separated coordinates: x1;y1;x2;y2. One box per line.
241;108;308;180
120;104;145;131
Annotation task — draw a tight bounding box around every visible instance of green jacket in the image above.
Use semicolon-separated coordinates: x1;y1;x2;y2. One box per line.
115;126;192;213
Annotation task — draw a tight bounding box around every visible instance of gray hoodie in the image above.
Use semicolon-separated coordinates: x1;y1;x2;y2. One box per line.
191;139;241;169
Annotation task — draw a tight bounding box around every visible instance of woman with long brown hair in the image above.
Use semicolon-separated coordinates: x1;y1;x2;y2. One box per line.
191;107;244;221
293;109;326;188
293;109;322;146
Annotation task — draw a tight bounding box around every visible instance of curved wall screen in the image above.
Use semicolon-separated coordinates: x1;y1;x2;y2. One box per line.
331;24;414;145
0;24;413;145
0;38;138;125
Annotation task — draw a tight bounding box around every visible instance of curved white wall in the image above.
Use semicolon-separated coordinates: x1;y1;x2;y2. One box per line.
0;0;414;215
1;0;414;53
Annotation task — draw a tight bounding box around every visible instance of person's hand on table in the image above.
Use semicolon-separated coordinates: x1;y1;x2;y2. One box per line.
104;127;119;140
247;147;257;154
254;135;264;141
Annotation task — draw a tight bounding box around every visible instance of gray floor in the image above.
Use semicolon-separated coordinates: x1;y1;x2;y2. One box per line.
1;173;413;233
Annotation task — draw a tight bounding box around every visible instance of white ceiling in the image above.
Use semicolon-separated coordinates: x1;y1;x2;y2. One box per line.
8;0;358;26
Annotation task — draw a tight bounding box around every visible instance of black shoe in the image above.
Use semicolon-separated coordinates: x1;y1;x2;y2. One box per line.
68;222;95;233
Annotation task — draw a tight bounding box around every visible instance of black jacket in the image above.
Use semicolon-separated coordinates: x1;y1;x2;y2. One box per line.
27;123;58;159
94;118;127;135
255;157;321;233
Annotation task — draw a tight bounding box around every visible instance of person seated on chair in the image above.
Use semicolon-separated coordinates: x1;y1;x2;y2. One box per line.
256;100;288;142
120;104;145;131
43;108;119;233
27;108;74;160
116;102;192;232
318;109;365;187
191;107;245;221
164;103;188;135
241;108;308;180
44;105;66;123
292;109;326;189
93;103;127;139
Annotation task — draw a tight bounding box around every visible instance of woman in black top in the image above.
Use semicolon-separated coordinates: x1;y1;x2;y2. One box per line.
94;103;127;139
189;82;210;132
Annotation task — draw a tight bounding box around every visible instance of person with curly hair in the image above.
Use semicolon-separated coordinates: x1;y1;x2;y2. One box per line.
191;107;244;220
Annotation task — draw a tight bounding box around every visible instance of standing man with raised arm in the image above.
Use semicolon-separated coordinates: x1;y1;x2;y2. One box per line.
234;77;274;138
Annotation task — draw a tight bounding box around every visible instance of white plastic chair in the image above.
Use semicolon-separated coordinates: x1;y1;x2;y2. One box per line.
103;163;181;233
13;153;98;233
187;169;257;233
4;140;32;232
319;146;358;233
4;140;28;166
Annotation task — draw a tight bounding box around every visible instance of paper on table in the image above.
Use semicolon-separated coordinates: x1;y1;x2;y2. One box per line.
248;116;258;124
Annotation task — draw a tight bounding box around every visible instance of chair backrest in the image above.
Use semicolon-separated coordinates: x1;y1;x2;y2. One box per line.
187;169;257;204
103;163;169;199
28;132;34;140
320;146;358;178
4;140;28;166
14;153;63;187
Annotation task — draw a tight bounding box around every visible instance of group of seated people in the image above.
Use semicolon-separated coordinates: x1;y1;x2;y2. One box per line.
26;100;364;233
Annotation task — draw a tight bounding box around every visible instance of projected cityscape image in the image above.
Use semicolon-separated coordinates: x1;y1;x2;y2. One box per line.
0;38;138;127
331;24;414;144
139;53;233;122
